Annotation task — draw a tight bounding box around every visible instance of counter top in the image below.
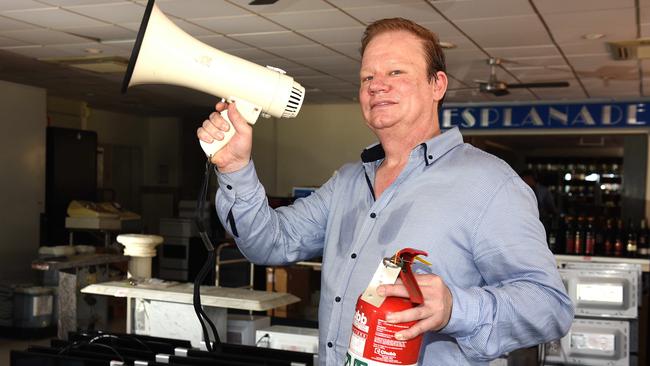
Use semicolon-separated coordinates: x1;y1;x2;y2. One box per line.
555;254;650;272
32;253;127;271
81;280;300;311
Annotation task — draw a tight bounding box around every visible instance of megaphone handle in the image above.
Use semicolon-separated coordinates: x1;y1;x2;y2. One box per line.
199;109;237;157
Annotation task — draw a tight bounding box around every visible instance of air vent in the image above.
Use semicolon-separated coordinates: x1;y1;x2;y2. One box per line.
282;83;305;118
608;38;650;60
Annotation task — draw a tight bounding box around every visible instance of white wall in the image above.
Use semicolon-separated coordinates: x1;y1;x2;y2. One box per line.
273;103;376;196
0;80;46;282
251;115;278;195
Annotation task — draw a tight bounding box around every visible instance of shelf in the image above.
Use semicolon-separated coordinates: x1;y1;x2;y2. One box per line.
82;280;300;311
554;254;650;272
32;253;126;271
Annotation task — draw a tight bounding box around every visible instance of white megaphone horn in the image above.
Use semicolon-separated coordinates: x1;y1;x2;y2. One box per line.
122;0;305;157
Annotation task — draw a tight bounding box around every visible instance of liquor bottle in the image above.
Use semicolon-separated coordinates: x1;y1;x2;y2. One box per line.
638;218;649;258
614;219;624;257
626;219;638;257
594;217;605;255
574;216;584;255
585;217;595;256
547;216;558;253
603;218;614;256
564;216;575;254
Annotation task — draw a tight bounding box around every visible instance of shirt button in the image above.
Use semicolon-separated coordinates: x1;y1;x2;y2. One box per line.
351;253;357;259
428;155;433;160
226;185;232;190
335;296;341;302
370;212;376;218
327;342;333;348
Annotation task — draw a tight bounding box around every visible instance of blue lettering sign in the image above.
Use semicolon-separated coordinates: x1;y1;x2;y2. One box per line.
441;102;648;129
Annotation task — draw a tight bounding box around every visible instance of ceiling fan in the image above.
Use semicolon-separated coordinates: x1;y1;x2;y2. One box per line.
450;57;570;96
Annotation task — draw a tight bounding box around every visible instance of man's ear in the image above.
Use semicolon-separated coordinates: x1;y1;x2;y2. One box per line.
433;71;448;101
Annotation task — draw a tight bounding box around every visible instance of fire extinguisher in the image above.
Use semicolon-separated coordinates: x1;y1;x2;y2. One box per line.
346;248;428;366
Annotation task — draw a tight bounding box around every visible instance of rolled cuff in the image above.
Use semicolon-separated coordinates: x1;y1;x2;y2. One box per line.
440;285;481;338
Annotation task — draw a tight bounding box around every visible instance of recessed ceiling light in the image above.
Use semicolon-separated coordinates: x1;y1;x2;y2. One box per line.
438;41;457;49
582;33;605;40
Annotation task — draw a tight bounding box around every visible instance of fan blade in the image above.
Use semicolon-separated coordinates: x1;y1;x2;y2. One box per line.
491;89;510;97
447;87;475;91
508;81;570;89
249;0;278;4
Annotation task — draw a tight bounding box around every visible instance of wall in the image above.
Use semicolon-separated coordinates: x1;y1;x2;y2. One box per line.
273;103;375;196
144;117;181;187
251;115;278;195
48;96;182;210
0;80;46;282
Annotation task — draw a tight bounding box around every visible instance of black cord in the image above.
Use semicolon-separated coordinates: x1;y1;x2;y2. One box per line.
58;341;125;362
193;158;221;353
89;333;153;353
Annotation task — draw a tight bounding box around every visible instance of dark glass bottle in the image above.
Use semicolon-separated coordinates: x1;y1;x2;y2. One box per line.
564;216;575;254
585;217;595;256
603;218;614;256
548;216;558;253
614;219;624;257
639;218;649;258
626;219;638;257
574;216;584;255
594;217;605;255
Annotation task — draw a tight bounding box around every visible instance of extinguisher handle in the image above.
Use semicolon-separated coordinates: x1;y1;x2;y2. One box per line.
396;248;428;305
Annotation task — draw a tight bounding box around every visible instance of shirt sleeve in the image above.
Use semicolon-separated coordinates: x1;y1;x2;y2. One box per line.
440;176;574;361
214;160;333;265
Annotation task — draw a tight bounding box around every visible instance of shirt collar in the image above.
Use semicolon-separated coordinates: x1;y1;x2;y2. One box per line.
360;127;464;166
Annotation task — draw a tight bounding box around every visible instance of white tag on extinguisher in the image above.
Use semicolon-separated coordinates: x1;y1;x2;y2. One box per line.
360;259;401;308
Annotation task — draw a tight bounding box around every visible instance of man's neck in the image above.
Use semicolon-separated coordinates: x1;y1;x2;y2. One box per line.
377;121;440;167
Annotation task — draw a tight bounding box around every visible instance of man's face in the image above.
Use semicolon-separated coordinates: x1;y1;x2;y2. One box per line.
359;30;443;134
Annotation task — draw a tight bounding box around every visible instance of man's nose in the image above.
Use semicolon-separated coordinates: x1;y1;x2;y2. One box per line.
368;76;389;94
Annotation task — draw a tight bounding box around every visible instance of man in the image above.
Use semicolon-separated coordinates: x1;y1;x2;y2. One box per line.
520;169;558;220
198;18;573;365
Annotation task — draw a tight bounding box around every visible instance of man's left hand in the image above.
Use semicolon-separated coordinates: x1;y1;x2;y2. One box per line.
377;274;453;340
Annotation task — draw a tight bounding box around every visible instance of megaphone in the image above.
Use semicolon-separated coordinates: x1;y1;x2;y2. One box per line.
122;0;305;156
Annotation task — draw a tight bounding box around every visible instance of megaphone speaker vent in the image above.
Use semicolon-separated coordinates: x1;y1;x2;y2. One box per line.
282;83;305;118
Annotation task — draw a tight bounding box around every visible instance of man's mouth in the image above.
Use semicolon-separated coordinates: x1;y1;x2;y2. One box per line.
371;101;396;109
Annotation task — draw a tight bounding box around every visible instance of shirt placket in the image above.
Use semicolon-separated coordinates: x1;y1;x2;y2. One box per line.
325;153;423;362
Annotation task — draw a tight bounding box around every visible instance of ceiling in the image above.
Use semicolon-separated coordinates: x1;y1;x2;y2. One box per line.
0;0;649;115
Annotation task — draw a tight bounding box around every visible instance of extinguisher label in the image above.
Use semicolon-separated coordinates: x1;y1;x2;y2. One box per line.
346;351;417;366
349;300;421;365
353;310;369;332
350;327;367;355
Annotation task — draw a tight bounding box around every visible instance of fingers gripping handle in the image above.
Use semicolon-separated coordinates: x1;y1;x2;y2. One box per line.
200;109;237;157
199;98;262;157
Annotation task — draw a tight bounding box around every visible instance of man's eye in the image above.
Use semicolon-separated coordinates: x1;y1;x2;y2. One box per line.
389;70;402;76
361;76;373;82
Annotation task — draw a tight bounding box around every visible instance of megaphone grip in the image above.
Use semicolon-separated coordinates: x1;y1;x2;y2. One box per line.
199;109;236;157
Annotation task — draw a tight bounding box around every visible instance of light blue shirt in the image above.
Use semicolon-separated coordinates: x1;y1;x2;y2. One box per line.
215;127;574;365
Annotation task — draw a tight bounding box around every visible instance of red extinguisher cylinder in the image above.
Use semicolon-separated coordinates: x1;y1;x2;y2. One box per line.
346;248;428;366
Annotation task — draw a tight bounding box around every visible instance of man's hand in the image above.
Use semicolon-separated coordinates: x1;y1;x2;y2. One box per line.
196;101;253;173
377;274;453;340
